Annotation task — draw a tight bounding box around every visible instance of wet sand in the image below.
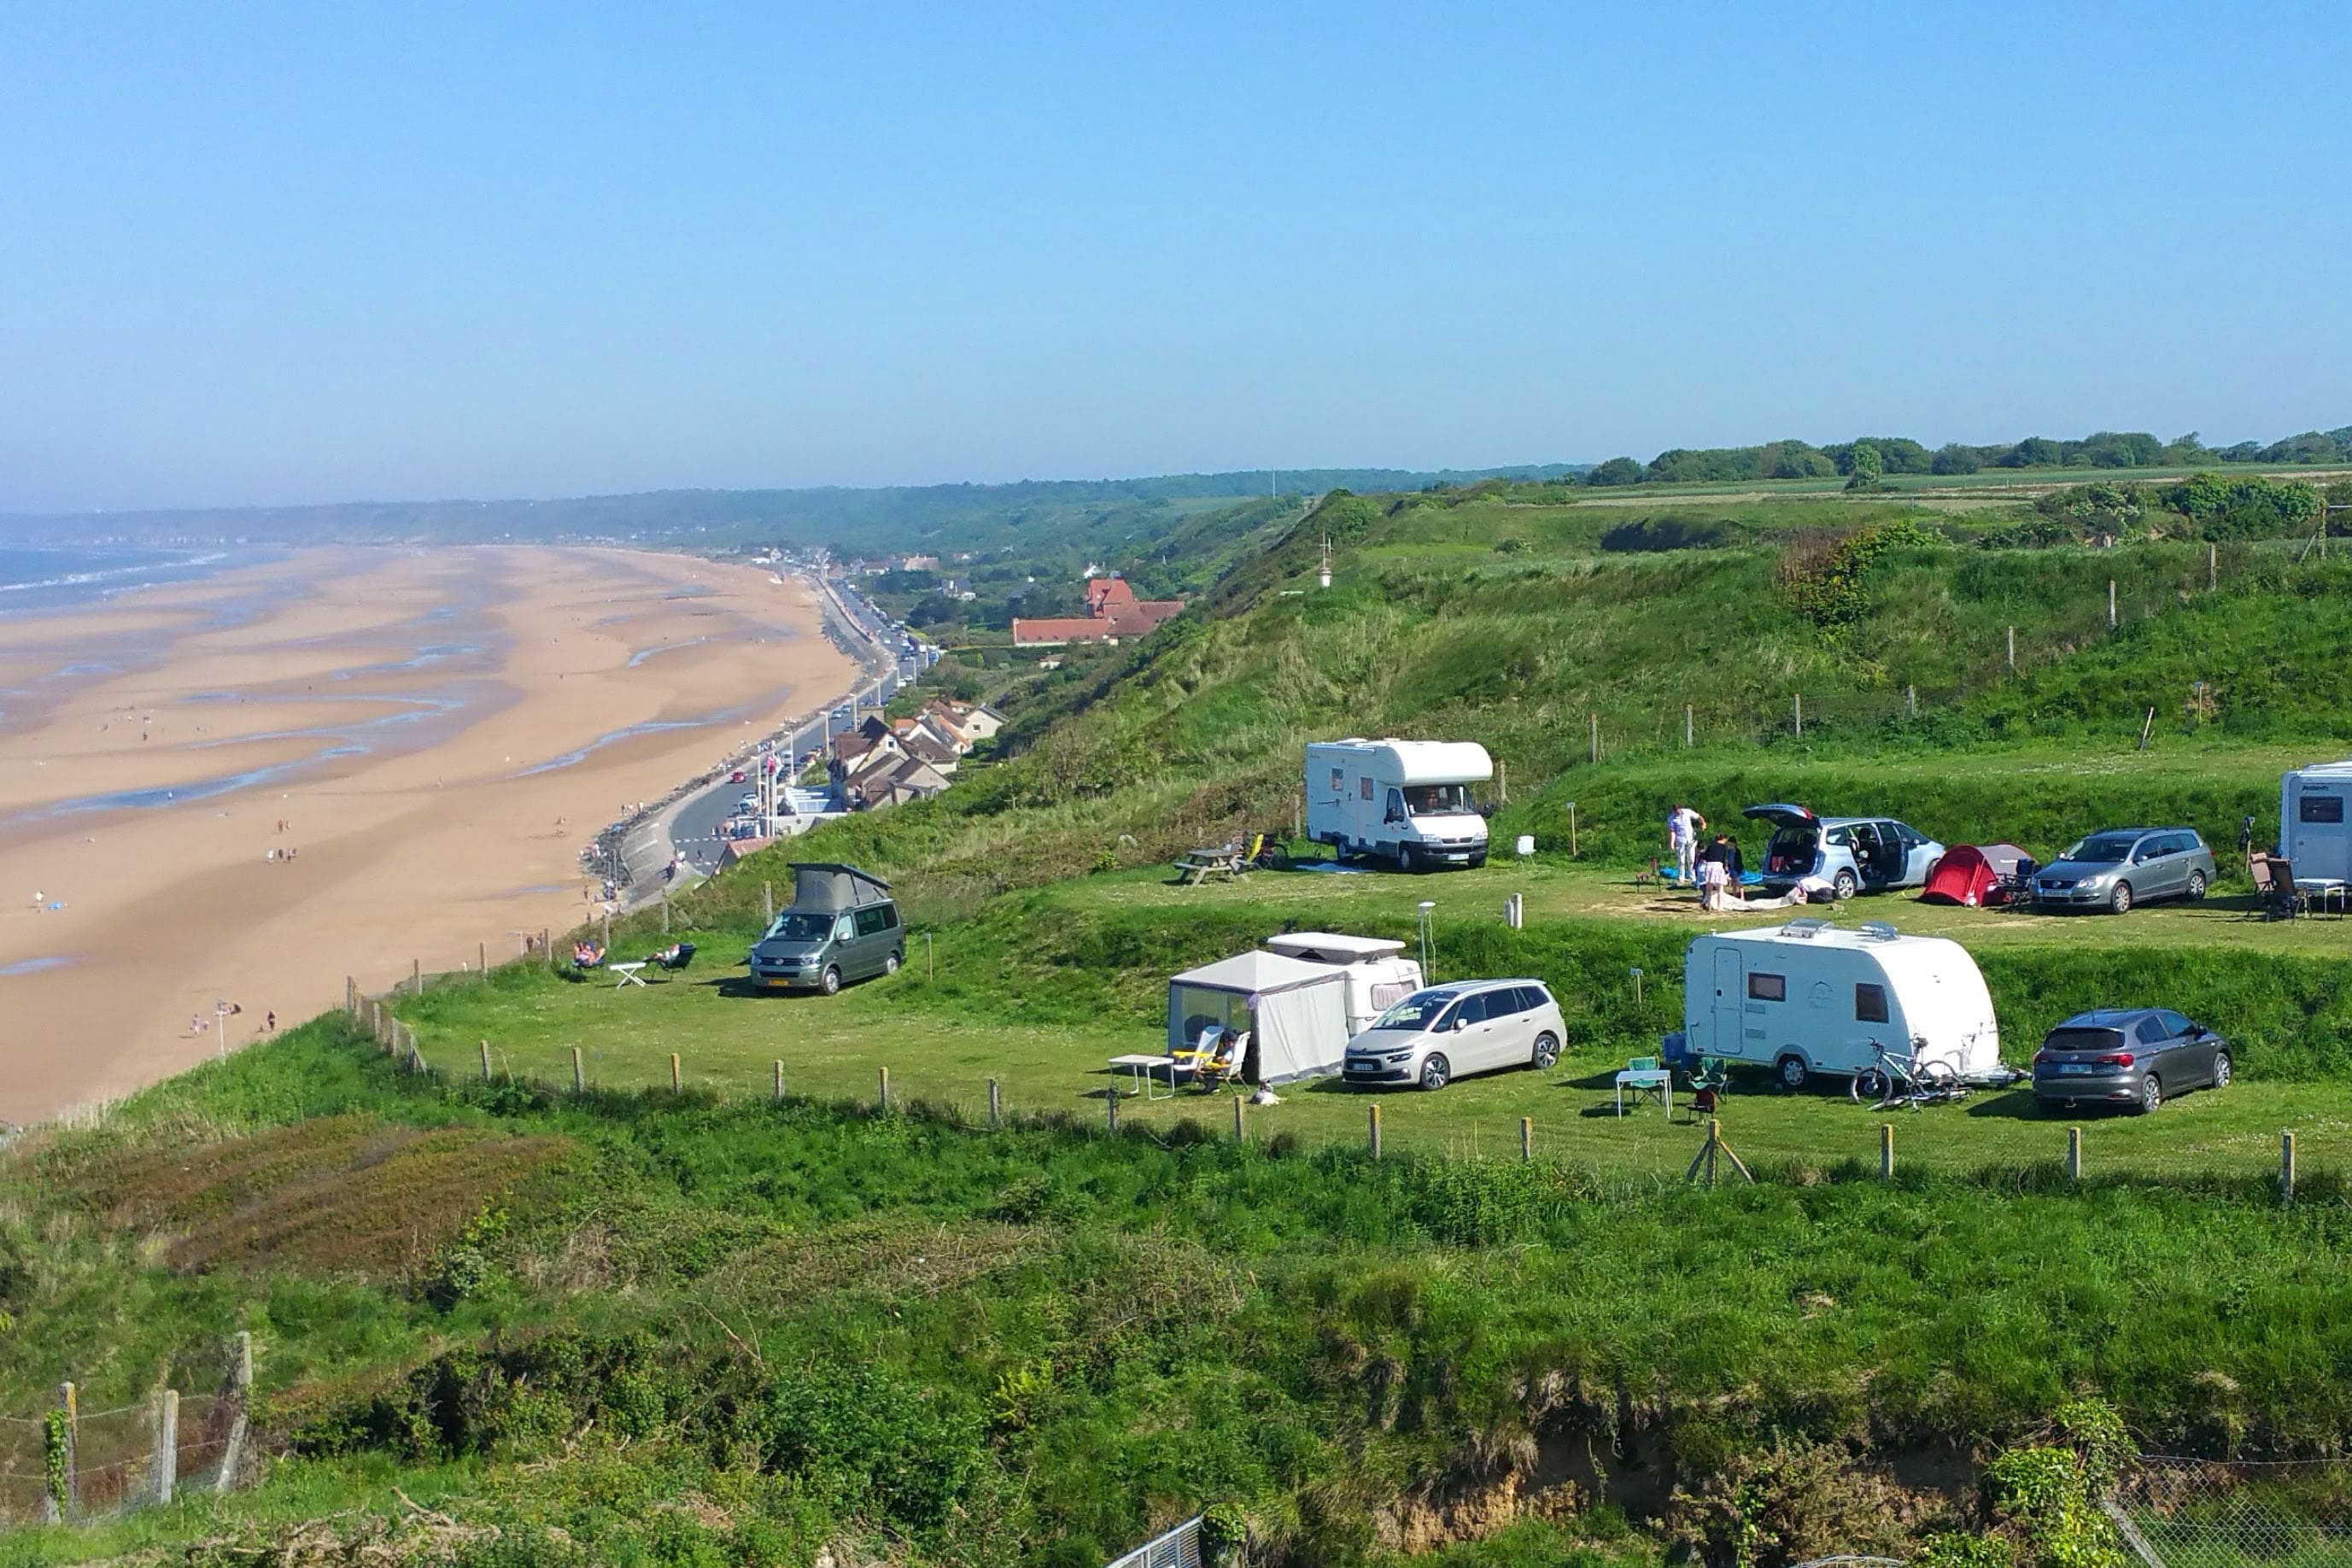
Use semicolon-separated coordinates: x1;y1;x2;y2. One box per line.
0;547;859;1122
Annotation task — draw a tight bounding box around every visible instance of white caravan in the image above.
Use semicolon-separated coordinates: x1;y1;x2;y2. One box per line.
1261;932;1425;1036
2280;762;2352;881
1675;919;2002;1090
1304;739;1492;871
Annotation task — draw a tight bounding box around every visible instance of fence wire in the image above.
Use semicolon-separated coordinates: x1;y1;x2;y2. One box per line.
2117;1456;2352;1567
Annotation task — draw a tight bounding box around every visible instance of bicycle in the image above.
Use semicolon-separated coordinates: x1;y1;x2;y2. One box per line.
1850;1035;1966;1109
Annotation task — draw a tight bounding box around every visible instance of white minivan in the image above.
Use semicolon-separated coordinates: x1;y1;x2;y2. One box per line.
1342;979;1566;1091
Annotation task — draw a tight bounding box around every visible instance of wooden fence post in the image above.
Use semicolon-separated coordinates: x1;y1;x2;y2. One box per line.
1906;683;1916;717
217;1332;253;1495
155;1389;178;1506
1588;712;1599;764
764;881;774;922
987;1079;1002;1130
1684;703;1694;746
2209;542;2218;591
50;1382;75;1520
479;1040;491;1081
1232;1094;1245;1143
1106;1086;1117;1133
2007;624;2016;672
1367;1103;1382;1160
478;940;487;975
774;1060;785;1103
662;893;670;935
670;1052;681;1093
601;910;611;952
2108;579;2117;629
2066;1126;2083;1184
2282;1130;2297;1202
1793;692;1803;739
571;1046;584;1093
878;1066;890;1113
412;958;421;994
1519;1116;1533;1161
1879;1122;1894;1179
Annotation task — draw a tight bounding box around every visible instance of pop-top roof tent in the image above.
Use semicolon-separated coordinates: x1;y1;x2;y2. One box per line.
1167;950;1351;1085
1262;932;1407;964
789;863;891;910
1919;844;2031;906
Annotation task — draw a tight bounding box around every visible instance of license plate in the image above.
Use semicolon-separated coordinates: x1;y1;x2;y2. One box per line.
762;977;795;990
2051;1063;2095;1075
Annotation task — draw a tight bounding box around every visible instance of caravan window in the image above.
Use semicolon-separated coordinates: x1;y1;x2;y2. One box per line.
1330;767;1344;793
1360;776;1373;801
1855;982;1889;1023
2303;795;2345;824
1746;973;1787;1002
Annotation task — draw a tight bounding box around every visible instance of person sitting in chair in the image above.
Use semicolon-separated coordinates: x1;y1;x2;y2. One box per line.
573;939;606;968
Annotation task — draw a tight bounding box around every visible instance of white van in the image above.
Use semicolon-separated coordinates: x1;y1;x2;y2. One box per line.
1675;919;2002;1090
1261;932;1425;1036
1304;739;1491;871
2280;762;2352;881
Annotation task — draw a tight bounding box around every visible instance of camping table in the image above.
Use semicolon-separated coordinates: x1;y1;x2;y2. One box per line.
609;962;651;989
1107;1052;1181;1099
1615;1068;1672;1117
1171;849;1245;886
2299;879;2349;918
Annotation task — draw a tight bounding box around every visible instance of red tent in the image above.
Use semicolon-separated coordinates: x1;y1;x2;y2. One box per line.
1920;843;2031;906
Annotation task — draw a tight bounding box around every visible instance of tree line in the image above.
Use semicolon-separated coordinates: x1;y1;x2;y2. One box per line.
1582;425;2352;488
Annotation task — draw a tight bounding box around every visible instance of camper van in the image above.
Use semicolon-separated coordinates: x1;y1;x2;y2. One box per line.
1672;919;2002;1090
1304;739;1491;871
1261;932;1425;1036
747;863;904;994
2281;762;2352;882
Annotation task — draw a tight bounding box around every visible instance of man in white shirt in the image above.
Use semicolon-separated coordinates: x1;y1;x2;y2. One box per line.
1667;804;1706;885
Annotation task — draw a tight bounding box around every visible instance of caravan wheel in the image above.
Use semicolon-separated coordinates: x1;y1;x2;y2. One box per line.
1776;1054;1809;1091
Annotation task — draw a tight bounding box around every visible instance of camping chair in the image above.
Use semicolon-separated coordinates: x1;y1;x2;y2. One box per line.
2251;855;2307;921
1619;1054;1670;1114
651;942;697;975
1196;1029;1249;1091
570;942;606;974
1685;1056;1732;1116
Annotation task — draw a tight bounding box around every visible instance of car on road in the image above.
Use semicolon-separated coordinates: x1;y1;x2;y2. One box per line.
2032;1008;2230;1114
1341;979;1565;1091
1746;804;1944;899
729;769;747;783
2029;828;2215;915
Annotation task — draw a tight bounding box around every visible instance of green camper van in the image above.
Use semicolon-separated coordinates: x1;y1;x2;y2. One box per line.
747;863;904;994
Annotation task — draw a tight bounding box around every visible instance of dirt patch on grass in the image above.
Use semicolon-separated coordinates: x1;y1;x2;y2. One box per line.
72;1115;570;1280
705;1217;1048;1306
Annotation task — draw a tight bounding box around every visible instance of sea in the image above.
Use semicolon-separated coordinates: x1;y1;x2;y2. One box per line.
0;544;253;616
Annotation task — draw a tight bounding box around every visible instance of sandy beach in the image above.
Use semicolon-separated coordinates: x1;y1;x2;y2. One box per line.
0;546;860;1122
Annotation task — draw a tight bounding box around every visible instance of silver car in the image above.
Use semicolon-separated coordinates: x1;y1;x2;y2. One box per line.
2031;828;2215;915
1341;979;1566;1091
1745;804;1944;899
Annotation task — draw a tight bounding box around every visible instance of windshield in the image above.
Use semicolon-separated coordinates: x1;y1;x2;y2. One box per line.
1369;989;1458;1033
759;911;834;944
1405;783;1473;816
2062;834;2139;864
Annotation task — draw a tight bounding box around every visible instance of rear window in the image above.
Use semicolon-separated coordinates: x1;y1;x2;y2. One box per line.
2045;1027;2125;1053
2303;796;2345;824
1747;973;1787;1002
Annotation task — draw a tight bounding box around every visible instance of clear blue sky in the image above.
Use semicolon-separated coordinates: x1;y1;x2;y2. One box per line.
3;2;2347;510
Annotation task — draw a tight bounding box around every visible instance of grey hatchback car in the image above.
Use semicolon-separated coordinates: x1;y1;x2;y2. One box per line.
2030;828;2215;915
2033;1008;2231;1114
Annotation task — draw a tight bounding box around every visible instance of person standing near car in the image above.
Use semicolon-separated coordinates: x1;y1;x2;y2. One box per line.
1668;803;1705;885
1700;831;1741;907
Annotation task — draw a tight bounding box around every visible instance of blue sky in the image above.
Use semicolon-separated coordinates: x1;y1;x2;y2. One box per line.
3;2;2347;510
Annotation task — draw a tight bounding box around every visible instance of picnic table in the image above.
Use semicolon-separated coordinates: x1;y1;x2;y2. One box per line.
1172;844;1252;886
609;961;651;989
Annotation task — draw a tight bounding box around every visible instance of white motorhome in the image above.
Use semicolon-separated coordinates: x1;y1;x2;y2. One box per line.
2280;762;2352;881
1675;919;2002;1090
1304;739;1491;871
1261;932;1425;1036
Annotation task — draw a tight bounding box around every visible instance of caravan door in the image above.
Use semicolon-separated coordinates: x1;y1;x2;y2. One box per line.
1710;946;1745;1057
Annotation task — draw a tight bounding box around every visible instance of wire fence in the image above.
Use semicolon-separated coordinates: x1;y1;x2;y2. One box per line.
0;1333;255;1527
2115;1456;2352;1568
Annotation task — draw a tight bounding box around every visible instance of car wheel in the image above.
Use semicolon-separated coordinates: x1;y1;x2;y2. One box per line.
1530;1032;1560;1070
1400;845;1422;873
1776;1054;1808;1091
2109;881;2133;916
883;950;901;975
1832;869;1858;900
2211;1051;2232;1089
2134;1074;2162;1115
1419;1053;1451;1091
2186;870;2209;901
820;965;842;996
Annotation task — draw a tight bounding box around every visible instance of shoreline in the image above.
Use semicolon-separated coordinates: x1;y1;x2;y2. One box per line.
0;544;866;1124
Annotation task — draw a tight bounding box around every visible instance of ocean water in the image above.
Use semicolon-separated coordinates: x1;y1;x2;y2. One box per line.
0;544;246;615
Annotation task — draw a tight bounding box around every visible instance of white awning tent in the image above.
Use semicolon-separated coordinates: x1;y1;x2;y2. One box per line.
1167;950;1351;1085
